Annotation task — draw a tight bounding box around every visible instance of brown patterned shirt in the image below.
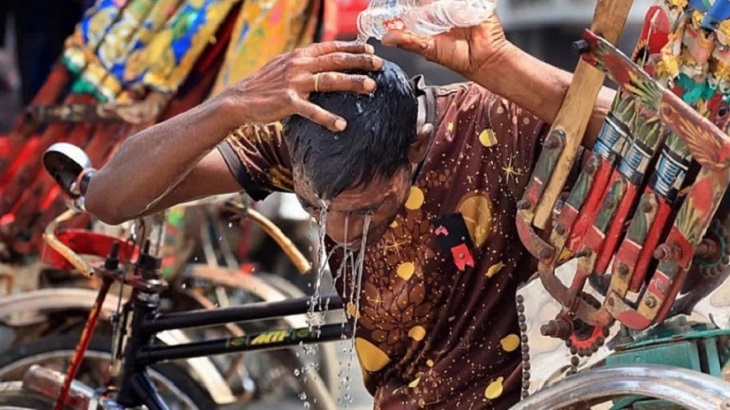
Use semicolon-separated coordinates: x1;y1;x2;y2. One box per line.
219;77;549;409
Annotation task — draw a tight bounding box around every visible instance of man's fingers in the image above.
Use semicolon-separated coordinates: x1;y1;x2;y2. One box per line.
381;31;430;53
307;41;375;57
380;31;408;47
313;72;376;94
296;99;347;132
314;52;384;73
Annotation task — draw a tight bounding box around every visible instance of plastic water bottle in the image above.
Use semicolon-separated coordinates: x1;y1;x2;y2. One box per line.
357;0;498;41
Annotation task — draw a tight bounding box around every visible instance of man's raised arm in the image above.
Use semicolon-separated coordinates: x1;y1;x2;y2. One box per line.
382;16;614;149
85;41;384;225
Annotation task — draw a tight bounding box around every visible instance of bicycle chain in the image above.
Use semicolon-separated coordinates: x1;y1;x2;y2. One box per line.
516;294;579;399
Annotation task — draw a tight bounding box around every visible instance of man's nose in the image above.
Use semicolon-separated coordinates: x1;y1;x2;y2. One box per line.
326;214;364;240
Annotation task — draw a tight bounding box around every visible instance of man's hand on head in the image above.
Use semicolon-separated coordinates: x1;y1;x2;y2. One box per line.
218;41;384;133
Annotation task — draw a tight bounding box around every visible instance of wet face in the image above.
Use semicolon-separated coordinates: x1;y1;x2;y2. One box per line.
293;167;412;249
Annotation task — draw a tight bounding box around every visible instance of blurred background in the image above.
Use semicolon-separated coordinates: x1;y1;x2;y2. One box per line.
0;0;653;134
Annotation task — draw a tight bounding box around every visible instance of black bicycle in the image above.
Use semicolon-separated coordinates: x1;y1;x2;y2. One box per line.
0;143;351;410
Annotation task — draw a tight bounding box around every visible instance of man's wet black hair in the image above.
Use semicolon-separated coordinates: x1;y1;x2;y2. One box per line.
283;60;418;199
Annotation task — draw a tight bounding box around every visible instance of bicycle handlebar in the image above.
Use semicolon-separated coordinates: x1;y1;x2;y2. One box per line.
43;209;94;277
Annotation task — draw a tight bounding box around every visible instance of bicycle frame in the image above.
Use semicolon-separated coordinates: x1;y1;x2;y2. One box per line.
36;200;349;409
42;237;348;410
114;289;347;410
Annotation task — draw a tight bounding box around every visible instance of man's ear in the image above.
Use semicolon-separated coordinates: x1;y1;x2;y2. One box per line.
408;123;434;164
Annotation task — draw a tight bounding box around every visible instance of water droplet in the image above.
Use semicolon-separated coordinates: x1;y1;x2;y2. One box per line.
228;222;233;228
303;403;311;409
299;392;307;401
294;368;300;376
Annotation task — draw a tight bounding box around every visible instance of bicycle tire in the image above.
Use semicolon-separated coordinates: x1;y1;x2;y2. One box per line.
0;335;216;410
512;364;730;410
0;381;68;409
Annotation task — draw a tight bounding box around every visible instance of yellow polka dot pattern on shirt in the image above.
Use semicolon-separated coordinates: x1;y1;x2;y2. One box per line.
405;186;425;210
408;325;426;341
479;128;498;147
409;377;421;388
500;334;520;352
458;193;494;247
397;262;416;281
346;302;359;319
485;376;504;399
355;338;391;373
486;261;505;278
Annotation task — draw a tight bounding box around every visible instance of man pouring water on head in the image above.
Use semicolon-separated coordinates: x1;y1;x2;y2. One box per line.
84;6;615;408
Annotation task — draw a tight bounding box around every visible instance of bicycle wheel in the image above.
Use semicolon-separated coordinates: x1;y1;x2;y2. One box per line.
0;335;215;410
0;381;64;409
511;364;730;410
